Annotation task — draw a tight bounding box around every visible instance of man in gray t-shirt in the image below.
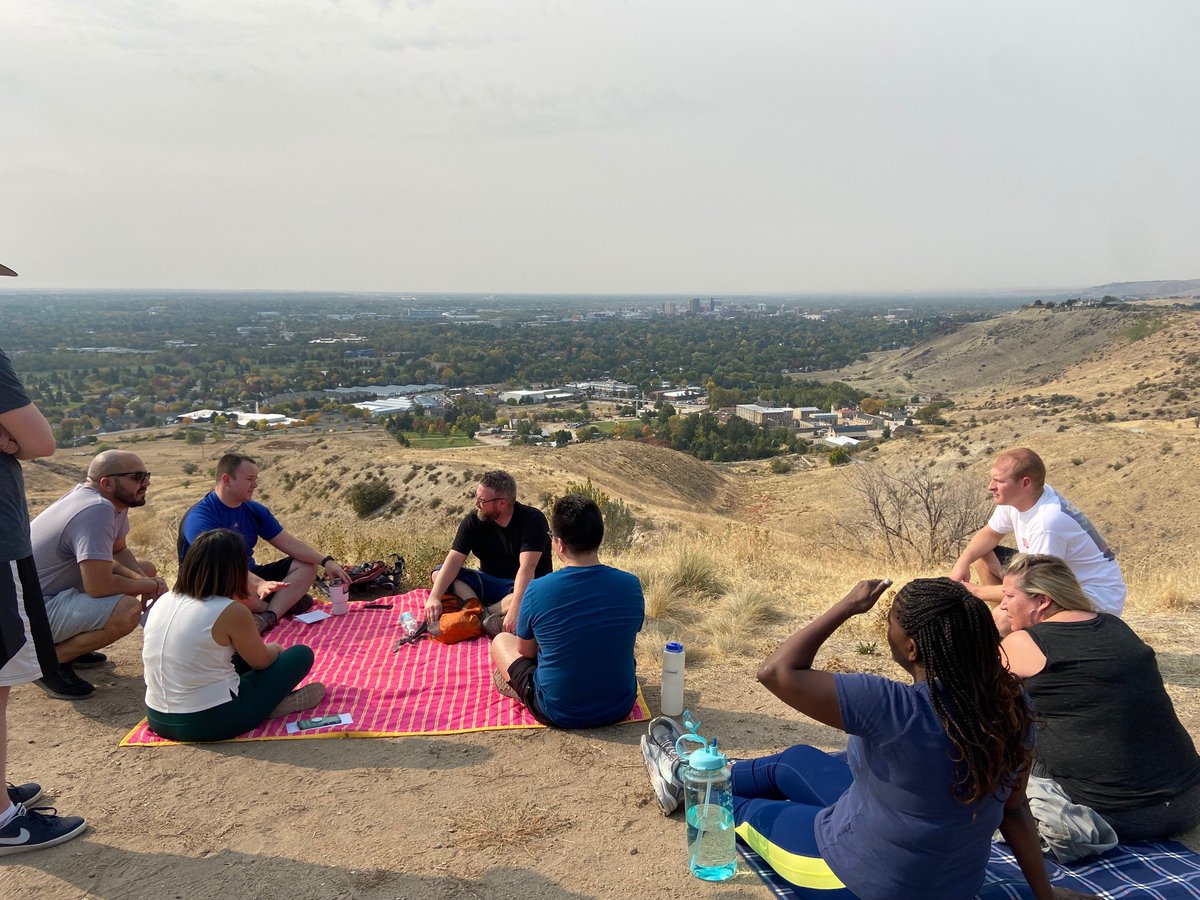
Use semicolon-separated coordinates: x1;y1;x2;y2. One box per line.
30;450;167;690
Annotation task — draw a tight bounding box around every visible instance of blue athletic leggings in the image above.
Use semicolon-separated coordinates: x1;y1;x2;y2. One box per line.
146;645;315;742
732;745;859;899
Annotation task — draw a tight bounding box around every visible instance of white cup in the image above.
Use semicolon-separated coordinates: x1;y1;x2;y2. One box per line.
329;580;349;615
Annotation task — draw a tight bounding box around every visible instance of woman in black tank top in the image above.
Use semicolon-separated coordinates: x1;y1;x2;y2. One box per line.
999;553;1200;841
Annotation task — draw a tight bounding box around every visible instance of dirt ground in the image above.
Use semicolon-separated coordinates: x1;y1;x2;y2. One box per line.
6;607;1200;899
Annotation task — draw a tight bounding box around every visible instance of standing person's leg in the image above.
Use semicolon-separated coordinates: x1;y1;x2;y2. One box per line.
0;560;87;853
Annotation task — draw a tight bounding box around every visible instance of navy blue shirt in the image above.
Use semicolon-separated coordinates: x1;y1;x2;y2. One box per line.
0;349;33;562
815;674;1014;900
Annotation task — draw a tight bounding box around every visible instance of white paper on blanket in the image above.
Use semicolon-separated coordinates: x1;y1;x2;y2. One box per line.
294;609;332;624
285;713;353;734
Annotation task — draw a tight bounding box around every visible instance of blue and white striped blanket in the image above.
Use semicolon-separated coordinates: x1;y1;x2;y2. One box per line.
738;839;1200;899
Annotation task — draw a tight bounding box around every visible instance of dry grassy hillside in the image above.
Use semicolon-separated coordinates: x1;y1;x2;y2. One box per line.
830;306;1166;398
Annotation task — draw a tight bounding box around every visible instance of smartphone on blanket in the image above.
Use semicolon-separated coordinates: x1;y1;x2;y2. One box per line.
295;714;344;730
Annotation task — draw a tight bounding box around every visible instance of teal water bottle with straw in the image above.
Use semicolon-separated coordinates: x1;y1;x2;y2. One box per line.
675;712;736;881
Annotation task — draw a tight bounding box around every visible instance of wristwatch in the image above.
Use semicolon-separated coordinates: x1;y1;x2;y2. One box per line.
320;555;335;567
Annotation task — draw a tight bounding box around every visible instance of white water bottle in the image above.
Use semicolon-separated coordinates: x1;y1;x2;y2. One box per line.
400;611;418;636
661;641;685;717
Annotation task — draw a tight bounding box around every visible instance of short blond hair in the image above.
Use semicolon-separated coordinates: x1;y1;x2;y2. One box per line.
994;448;1046;490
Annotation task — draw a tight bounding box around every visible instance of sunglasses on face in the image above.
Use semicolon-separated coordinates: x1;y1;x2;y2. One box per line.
107;471;152;484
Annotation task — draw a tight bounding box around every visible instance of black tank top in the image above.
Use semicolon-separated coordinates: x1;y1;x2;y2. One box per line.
1025;615;1200;811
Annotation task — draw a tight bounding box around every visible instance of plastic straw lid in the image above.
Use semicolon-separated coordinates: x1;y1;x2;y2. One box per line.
687;739;727;771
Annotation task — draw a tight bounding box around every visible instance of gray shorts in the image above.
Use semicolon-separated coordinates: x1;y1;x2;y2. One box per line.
44;587;124;642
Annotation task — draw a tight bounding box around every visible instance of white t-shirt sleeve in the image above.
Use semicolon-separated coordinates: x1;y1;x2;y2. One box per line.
987;504;1015;535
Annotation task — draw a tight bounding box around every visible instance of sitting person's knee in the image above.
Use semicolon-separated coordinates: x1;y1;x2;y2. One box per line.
112;596;143;634
140;560;158;577
289;560;317;585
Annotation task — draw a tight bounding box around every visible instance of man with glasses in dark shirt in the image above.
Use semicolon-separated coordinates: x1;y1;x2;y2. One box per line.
29;450;167;698
425;470;551;635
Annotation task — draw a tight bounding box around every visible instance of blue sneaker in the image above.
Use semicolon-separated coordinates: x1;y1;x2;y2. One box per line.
6;782;42;808
0;804;87;856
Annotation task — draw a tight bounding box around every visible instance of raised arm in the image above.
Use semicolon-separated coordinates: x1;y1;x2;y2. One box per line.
756;579;891;730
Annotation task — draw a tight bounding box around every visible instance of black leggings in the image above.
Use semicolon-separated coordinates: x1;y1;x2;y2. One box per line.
1099;780;1200;841
147;645;314;742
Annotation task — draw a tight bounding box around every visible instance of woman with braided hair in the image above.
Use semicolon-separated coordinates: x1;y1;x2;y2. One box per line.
730;577;1087;899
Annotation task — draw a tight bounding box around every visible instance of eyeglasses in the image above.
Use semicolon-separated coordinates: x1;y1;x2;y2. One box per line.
475;496;504;507
107;471;152;484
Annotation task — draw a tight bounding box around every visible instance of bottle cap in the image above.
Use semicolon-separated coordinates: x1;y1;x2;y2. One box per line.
686;742;727;772
665;641;684;653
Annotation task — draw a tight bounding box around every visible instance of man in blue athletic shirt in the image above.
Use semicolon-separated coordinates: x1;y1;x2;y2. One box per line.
179;453;349;632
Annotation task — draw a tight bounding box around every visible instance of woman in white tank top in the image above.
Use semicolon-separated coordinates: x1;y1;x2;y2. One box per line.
142;529;324;742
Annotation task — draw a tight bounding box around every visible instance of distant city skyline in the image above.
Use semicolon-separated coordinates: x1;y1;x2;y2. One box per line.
2;1;1197;294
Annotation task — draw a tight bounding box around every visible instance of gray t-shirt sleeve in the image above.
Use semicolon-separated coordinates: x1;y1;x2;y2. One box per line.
63;503;119;563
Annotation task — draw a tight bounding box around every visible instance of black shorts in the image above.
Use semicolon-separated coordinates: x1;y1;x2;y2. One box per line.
506;656;555;726
993;545;1017;567
251;557;294;583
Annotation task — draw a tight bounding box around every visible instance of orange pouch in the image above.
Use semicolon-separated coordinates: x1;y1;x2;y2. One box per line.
433;596;483;644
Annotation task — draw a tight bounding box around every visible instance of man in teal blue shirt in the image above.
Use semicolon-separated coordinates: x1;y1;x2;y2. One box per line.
489;496;643;728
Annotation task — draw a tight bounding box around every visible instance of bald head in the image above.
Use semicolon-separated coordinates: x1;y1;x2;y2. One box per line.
87;450;145;482
87;450;151;510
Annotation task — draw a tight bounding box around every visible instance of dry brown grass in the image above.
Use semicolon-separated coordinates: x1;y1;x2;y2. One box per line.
452;801;574;851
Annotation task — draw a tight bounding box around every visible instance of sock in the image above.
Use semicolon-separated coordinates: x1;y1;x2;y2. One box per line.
0;801;19;827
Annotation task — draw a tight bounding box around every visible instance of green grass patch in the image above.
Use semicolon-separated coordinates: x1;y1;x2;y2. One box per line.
1123;317;1165;343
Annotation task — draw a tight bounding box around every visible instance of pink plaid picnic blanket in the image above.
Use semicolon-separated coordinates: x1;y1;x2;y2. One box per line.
122;589;648;745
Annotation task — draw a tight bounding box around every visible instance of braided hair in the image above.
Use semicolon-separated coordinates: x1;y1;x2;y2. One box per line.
894;577;1033;804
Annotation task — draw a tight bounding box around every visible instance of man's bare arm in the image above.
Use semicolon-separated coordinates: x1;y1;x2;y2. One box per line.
79;558;158;599
950;526;1004;583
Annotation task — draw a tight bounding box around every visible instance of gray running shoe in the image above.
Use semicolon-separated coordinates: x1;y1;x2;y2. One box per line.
641;715;685;816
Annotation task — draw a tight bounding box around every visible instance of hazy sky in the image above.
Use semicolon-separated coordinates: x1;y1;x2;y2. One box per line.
2;1;1197;293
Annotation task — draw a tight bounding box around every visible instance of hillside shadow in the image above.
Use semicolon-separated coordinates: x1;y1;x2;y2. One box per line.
1150;651;1200;687
16;843;599;900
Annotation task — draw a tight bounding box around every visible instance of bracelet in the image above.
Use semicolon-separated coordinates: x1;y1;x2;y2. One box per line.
320;555;335;567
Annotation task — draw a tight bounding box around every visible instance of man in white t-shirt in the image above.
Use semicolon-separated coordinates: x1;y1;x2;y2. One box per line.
950;448;1126;628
